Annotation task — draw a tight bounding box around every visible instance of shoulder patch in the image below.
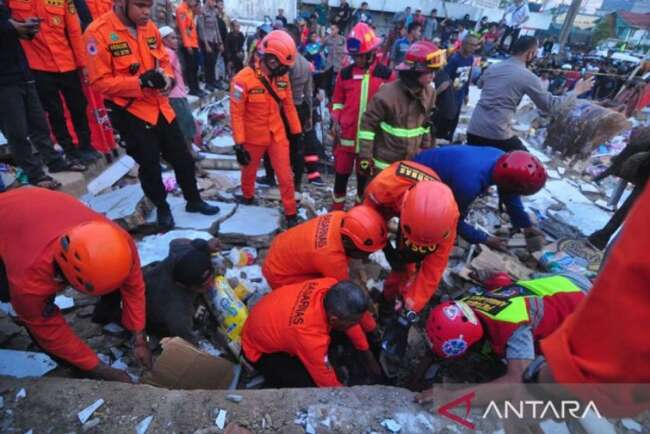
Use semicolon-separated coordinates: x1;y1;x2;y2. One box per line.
146;36;157;50
232;83;244;101
86;37;97;56
395;162;439;183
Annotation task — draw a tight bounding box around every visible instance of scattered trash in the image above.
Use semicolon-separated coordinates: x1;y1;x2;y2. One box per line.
54;295;75;310
381;418;402;433
215;409;227;429
206;276;248;348
225;394;243;403
15;388;26;401
77;398;104;424
229;247;257;267
305;421;316;434
0;349;57;378
136;415;154;434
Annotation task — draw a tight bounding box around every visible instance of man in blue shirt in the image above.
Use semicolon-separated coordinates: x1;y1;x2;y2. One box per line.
390;22;421;68
414;145;547;251
443;34;479;141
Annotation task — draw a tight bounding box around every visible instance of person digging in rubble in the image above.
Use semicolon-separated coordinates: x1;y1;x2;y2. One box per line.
241;278;372;387
466;36;594;153
0;188;151;383
414;145;547;252
93;237;220;346
356;41;445;194
361;161;460;361
229;30;303;228
83;0;220;230
329;22;394;210
262;205;387;377
414;272;590;405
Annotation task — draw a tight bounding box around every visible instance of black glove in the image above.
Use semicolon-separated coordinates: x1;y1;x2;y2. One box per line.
139;69;167;89
381;309;418;361
234;144;251;166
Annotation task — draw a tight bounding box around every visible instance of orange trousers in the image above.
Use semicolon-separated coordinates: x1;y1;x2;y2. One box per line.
241;141;297;216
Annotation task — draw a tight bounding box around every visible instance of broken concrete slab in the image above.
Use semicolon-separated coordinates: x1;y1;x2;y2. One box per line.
217;204;282;247
0;349;57;378
87;155;136;195
145;196;235;231
84;183;154;229
468;248;535;280
579;183;601;194
198;154;240;171
137;230;213;266
204;170;240;190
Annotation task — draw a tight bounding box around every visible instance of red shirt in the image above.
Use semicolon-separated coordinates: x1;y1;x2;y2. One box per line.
0;188;146;370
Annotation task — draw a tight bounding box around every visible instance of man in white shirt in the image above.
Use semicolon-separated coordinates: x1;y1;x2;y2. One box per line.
499;0;529;52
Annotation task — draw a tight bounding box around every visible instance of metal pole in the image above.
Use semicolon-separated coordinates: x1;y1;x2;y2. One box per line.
558;0;582;51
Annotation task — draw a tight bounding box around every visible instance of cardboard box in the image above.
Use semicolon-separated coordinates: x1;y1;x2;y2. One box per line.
143;337;236;390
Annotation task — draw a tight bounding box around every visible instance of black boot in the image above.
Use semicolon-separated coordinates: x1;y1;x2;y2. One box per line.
157;205;175;230
186;200;220;215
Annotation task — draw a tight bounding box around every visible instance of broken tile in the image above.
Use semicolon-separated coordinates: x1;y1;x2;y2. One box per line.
137;229;213;266
136;415;154;434
218;205;281;246
381;418;401;433
0;349;57;378
54;295;74;310
87;155;136;195
621;419;642;432
78;399;104;424
145;196;235;231
214;409;227;429
84;183;145;220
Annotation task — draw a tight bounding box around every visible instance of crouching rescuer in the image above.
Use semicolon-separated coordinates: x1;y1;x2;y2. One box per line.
241;278;372;387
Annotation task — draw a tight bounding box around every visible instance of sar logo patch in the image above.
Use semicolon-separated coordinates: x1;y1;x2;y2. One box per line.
232;83;244;101
86;38;97;56
109;32;119;41
395;162;439;183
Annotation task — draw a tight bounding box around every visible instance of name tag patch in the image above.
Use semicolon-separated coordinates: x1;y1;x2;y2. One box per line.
464;295;512;316
249;88;265;94
146;36;157;50
395;162;438;183
108;41;132;57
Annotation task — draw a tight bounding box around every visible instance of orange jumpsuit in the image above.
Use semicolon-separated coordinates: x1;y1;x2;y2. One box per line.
363;161;457;313
262;211;377;346
230;65;302;216
83;11;175;125
540;185;650;417
242;278;352;387
9;0;85;73
85;0;112;20
0;188;146;371
176;1;198;49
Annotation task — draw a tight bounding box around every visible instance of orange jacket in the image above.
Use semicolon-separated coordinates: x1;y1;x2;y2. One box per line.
86;0;112;19
0;188;146;371
541;185;650;417
242;278;347;387
9;0;85;72
230;65;302;147
83;12;175;125
176;2;198;49
363;161;456;312
262;211;375;351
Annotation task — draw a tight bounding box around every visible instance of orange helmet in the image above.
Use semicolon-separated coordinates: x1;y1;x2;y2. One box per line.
400;181;459;253
395;40;446;72
259;30;297;66
341;205;388;253
346;22;382;55
55;221;134;295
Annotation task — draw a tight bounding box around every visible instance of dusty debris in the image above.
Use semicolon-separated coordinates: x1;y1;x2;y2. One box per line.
135;415;154;434
381;418;402;433
225;394;243;403
77;398;104;424
15;388;26;401
84;183;154;230
82;417;101;432
214;409;227;429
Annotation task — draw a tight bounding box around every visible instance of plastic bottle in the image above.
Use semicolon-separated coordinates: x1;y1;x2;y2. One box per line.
208;276;248;344
228;247;257;267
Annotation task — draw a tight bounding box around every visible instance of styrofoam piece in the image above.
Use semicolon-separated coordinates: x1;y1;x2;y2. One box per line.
87;155;136;195
135;415;154;434
84;183;145;220
54;295;74;310
0;350;56;378
219;204;282;237
145;196;234;231
77;399;104;424
137;229;213;266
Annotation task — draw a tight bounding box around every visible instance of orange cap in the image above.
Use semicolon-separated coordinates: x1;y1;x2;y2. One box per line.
55;221;134;295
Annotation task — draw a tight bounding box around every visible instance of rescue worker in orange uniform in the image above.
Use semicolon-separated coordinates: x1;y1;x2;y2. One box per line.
241;278;372;387
230;30;303;227
0;188;151;383
176;0;203;96
330;22;394;210
9;0;101;163
262;205;388;375
358;42;446;183
83;0;219;229
362;161;460;362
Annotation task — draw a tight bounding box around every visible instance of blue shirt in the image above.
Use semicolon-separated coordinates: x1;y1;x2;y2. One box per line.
391;37;411;65
414;145;532;244
444;52;474;113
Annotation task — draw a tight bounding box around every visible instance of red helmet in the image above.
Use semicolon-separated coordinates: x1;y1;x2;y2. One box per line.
341;205;388;253
395;40;446;72
55;221;134;295
492;151;547;196
425;301;484;358
259;30;297;66
400;181;459;254
346;22;382;54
